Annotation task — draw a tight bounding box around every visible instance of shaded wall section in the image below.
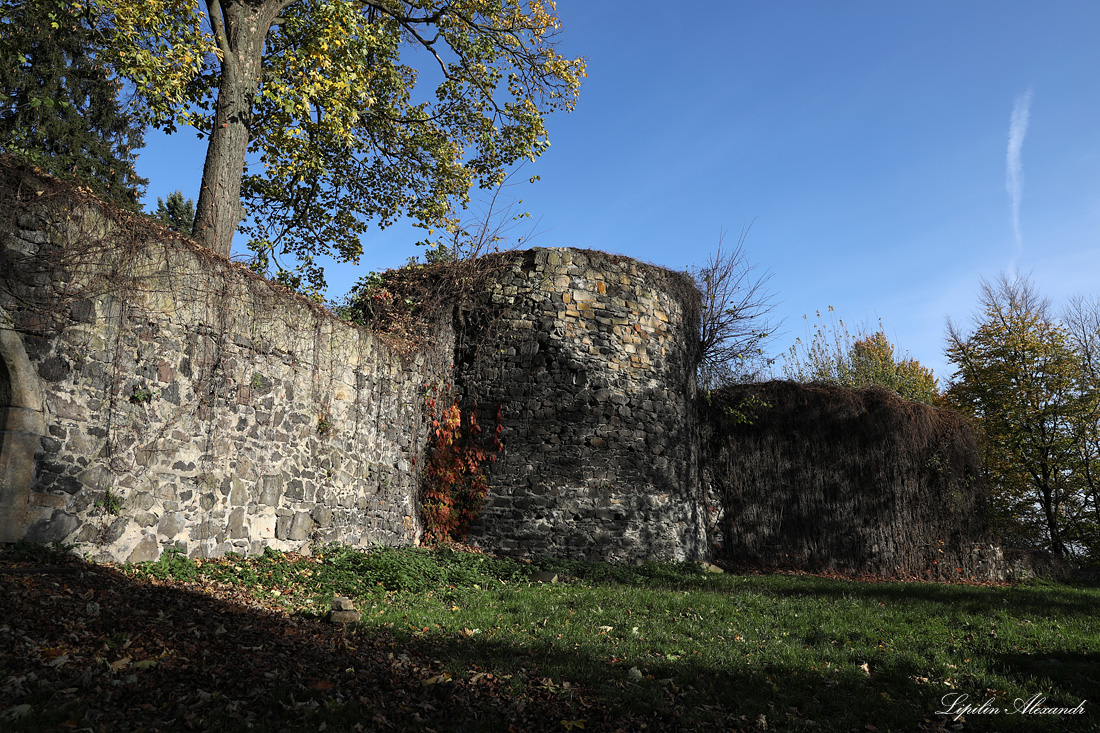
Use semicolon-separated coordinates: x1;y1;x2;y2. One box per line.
702;382;1002;579
0;320;46;542
456;248;707;562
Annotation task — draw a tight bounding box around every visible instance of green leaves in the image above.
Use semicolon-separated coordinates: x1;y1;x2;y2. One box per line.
94;0;215;128
945;275;1100;560
782;309;939;405
95;0;585;288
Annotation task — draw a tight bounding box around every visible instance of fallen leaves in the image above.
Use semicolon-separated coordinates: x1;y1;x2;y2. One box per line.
422;672;452;686
0;551;651;731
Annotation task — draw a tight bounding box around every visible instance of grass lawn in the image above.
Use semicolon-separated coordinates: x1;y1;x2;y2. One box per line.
2;543;1098;731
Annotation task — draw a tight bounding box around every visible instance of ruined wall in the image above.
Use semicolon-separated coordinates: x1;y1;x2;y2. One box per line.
702;382;1005;579
1;160;1016;577
456;248;707;563
1;161;447;562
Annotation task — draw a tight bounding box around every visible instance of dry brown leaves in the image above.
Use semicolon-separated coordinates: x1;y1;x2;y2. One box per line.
0;552;703;732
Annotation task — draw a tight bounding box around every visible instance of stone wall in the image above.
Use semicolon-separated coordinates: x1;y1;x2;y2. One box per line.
1;162;447;562
456;248;708;563
1;160;1020;579
702;382;1003;579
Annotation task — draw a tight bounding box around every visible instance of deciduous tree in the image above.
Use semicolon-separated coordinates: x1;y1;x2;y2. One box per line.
99;0;585;290
1059;294;1100;555
781;308;939;404
945;275;1097;559
692;226;778;389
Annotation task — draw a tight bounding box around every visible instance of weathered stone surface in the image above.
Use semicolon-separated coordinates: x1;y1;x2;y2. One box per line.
459;248;707;563
2;167;441;561
251;508;277;539
158;512;183;538
329;609;361;624
311;506;333;527
0;169;1008;579
126;534;160;563
23;509;78;544
134;512;158;528
259;475;283;505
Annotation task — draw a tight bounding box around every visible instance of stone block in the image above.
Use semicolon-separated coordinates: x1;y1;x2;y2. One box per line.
226;476;249;507
251;508;277;539
331;596;356;611
134;512;158;528
23;509;79;544
130;492;156;511
259;474;284;505
126;534;160;563
158;512;183;538
27;492;69;509
311;506;333;526
228;507;247;539
287;512;314;541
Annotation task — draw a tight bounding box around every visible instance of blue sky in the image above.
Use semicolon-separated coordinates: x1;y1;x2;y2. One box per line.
135;1;1100;382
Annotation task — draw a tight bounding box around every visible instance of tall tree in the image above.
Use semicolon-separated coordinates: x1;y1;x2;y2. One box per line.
0;0;147;209
1061;294;1100;554
99;0;585;289
945;275;1094;558
781;308;939;404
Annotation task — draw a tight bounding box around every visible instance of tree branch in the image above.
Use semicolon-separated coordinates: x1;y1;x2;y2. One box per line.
205;0;232;65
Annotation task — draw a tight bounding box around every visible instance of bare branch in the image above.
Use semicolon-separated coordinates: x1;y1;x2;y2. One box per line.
691;224;779;388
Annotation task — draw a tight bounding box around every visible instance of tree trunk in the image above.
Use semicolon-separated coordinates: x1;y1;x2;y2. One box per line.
192;0;280;256
1040;478;1066;557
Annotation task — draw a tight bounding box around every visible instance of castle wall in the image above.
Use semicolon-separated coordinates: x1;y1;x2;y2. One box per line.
1;164;445;562
702;382;1005;579
456;248;708;562
1;160;1024;579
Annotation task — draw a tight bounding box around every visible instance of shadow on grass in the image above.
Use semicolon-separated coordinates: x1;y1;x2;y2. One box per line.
994;651;1100;692
2;553;1097;732
531;556;1100;620
744;575;1100;620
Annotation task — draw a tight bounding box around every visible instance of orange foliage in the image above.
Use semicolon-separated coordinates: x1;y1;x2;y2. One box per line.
421;386;503;544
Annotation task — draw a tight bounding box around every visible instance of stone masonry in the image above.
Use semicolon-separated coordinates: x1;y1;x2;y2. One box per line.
1;160;1026;580
457;248;708;563
1;164;447;562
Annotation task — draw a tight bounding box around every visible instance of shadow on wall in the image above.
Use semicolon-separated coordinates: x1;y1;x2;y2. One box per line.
0;318;46;542
703;381;995;579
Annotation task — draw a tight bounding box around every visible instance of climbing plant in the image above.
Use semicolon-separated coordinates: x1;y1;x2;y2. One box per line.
420;383;502;544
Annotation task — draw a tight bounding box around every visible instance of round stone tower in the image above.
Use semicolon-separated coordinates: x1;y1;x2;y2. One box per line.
456;247;707;562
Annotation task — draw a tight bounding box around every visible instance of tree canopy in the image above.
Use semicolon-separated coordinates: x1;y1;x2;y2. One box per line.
946;275;1100;560
98;0;586;291
0;0;147;209
781;308;939;404
152;189;196;233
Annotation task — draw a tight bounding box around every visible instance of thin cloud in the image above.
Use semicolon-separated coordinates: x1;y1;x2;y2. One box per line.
1006;89;1033;261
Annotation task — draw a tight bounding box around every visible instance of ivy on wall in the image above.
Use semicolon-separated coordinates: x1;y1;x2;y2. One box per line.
420;383;503;544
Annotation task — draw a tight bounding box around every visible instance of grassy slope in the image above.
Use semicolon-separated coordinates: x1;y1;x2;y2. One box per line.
3;543;1098;731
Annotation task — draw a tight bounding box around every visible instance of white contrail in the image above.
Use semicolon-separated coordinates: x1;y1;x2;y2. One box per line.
1006;89;1033;258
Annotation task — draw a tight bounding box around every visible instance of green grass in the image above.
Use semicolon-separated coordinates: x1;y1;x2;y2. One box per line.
124;545;1100;731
